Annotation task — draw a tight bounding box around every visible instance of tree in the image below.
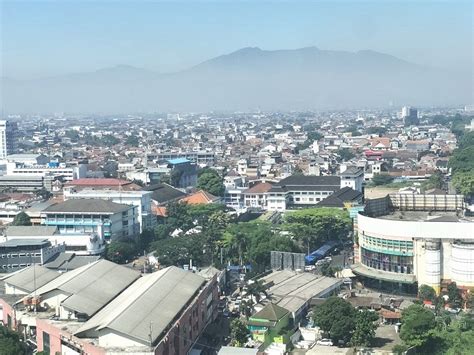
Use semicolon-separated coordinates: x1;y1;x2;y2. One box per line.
351;310;379;347
151;234;209;267
313;297;356;344
368;126;388;136
392;344;409;355
223;222;299;271
422;172;444;191
65;129;80;142
105;240;136;264
400;304;436;348
446;282;462;308
337;148;355;162
229;318;249;346
371;174;394;186
320;263;341;277
12;212;32;226
125;135;140;147
101;135;119;147
419;284;437;302
452;172;474;196
35;187;52;200
0;325;28;355
197;169;225;196
284;208;352;250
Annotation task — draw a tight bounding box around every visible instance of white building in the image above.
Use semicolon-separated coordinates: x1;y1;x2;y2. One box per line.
5;160;87;182
339;166;364;192
4;226;106;255
353;193;473;294
63;187;155;232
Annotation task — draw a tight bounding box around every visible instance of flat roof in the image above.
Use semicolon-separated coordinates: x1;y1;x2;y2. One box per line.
260;271;343;313
0;238;50;248
378;211;474;223
6;226;58;237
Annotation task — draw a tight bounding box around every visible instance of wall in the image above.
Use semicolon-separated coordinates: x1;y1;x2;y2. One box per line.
357;214;474;241
154;274;218;355
36;318;106;355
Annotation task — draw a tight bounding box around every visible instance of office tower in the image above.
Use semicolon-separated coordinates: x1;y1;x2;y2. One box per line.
401;106;419;126
0;120;18;158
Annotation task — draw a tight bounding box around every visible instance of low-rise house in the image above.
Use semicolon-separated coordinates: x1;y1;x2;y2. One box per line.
248;303;291;347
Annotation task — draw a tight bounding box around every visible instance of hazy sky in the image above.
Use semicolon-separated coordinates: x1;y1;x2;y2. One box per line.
1;0;472;79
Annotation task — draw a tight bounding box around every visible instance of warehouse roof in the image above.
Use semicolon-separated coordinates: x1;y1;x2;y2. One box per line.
260;271;343;313
31;259;140;317
2;265;60;293
43;199;131;214
143;183;186;204
44;252;102;271
75;266;206;345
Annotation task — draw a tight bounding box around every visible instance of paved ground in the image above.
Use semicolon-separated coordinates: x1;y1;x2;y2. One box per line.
372;324;401;350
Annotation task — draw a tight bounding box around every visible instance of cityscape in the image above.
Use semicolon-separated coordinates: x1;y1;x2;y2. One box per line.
0;1;473;355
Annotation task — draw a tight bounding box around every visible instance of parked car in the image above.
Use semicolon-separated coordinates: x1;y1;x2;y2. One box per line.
305;265;316;271
316;338;333;346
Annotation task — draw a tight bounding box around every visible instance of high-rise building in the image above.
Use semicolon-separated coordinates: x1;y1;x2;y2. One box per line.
0;120;18;158
401;106;419;126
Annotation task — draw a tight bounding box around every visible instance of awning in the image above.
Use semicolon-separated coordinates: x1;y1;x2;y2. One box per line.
351;263;416;284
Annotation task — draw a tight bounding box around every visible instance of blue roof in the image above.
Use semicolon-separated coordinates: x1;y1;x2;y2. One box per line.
305;240;339;264
167;158;190;165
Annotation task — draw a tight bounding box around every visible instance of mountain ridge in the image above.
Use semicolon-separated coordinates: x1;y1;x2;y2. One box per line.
1;47;470;113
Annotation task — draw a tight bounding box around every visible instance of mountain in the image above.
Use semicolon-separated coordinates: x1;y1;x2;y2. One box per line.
1;47;471;113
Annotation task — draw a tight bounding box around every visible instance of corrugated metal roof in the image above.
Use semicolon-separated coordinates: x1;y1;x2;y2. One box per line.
34;260;140;316
2;265;60;292
75;266;206;345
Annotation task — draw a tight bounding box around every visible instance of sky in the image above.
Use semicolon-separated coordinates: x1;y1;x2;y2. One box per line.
1;0;472;79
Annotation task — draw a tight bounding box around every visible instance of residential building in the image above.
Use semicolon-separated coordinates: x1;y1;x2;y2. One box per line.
243;182;273;210
267;175;341;211
248;303;291;347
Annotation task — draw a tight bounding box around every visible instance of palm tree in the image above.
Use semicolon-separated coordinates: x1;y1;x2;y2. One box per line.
223;230;248;266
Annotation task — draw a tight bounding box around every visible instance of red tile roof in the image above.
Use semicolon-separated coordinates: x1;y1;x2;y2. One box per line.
179;190;220;205
244;182;273;194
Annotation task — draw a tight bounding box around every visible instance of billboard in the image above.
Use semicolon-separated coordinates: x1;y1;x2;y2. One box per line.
270;251;305;271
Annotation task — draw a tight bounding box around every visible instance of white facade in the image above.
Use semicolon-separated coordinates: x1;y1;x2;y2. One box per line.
356;213;474;291
5;162;87;182
63;187;155;232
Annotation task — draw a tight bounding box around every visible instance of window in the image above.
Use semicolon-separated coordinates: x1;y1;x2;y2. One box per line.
43;332;50;354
